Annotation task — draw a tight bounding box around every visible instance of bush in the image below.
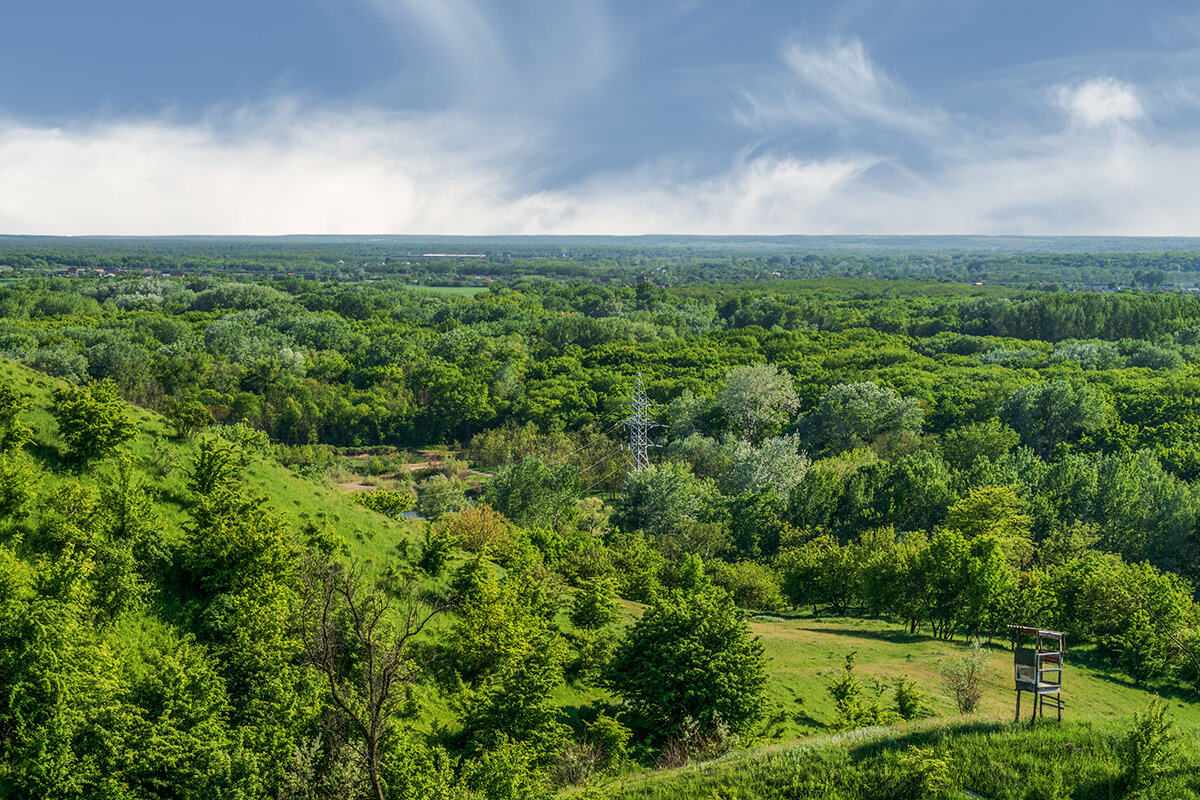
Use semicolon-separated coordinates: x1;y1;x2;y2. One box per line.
51;379;138;465
416;475;466;519
608;587;767;741
1120;699;1177;794
941;638;986;714
444;503;513;555
827;652;900;730
893;675;925;721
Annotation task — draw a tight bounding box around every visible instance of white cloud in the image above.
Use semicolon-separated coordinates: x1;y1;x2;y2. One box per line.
1054;77;1145;127
0;58;1198;236
736;37;944;137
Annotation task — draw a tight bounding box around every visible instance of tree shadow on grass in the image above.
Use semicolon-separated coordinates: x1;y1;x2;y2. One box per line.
26;441;70;473
805;626;929;647
844;720;1007;762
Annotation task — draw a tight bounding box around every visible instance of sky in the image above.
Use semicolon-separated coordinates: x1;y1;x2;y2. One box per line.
4;0;1200;235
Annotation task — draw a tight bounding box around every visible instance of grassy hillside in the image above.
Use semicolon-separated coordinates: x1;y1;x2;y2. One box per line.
585;717;1200;799
0;356;419;563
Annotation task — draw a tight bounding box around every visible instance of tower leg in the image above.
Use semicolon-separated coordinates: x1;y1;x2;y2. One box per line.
1015;689;1020;722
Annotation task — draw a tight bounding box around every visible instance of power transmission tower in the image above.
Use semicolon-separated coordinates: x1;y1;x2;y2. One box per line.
622;373;660;494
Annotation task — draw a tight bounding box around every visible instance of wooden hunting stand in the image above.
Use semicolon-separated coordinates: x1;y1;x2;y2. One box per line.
1009;625;1065;723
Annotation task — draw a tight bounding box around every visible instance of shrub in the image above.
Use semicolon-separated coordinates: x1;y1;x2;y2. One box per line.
1120;699;1177;794
827;652;900;730
445;503;513;554
941;638;986;714
893;675;925;721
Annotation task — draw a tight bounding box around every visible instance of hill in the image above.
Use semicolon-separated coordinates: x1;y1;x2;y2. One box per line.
0;356;418;563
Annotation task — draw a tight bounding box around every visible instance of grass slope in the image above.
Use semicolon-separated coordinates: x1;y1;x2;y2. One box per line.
0;357;419;563
591;718;1200;799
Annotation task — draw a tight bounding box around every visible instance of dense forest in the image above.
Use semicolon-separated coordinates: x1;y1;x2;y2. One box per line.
1;243;1200;798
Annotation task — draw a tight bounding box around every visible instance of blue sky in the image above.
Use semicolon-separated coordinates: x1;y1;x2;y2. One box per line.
4;0;1200;235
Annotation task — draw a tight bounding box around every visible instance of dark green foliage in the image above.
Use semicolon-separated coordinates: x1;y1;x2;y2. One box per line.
1001;380;1110;457
608;587;767;740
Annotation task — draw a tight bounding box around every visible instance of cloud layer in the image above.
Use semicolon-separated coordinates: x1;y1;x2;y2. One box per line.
1;37;1197;236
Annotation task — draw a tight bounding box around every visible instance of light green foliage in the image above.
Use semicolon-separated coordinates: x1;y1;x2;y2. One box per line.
608;586;767;739
715;363;800;441
895;746;956;800
462;733;548;800
939;418;1020;472
660;552;710;597
719;434;810;501
458;637;571;767
0;451;37;520
188;435;245;497
664;389;713;440
353;487;415;517
446;558;561;685
893;676;924;721
774;534;859;614
163;396;214;439
916;528;1013;640
859;529;927;632
707;560;785;611
1120;699;1178;795
941;484;1033;568
0;384;32;453
51;379;138;465
617;462;717;540
570;575;621;631
417;474;466;519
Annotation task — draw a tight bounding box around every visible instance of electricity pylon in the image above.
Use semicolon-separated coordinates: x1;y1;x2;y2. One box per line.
622;373;660;494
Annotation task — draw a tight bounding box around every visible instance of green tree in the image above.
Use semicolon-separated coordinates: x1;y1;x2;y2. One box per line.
485;457;579;531
1001;380;1110;457
939;418;1020;473
570;575;620;631
0;384;33;453
51;379;138;465
616;462;716;540
942;485;1034;569
802;382;923;455
608;587;767;739
416;474;466;519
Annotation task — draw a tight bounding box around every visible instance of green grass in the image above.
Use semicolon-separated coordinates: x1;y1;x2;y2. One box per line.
743;614;1200;737
587;717;1200;799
